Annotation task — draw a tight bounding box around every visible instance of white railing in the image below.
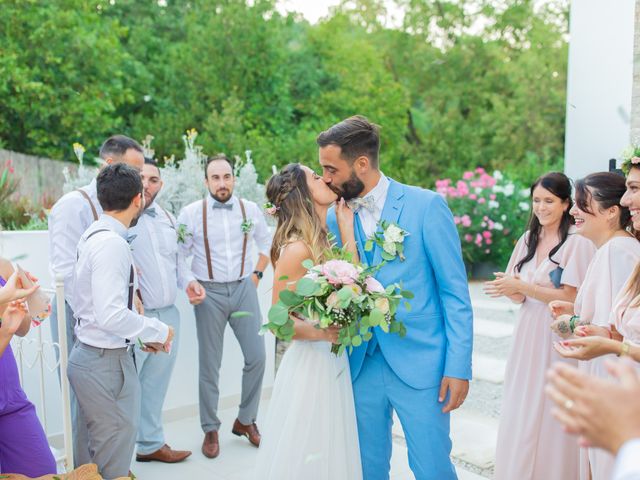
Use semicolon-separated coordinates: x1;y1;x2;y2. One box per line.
11;274;73;472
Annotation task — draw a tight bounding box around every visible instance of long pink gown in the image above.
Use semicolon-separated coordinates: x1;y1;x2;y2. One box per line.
611;274;640;344
574;236;640;480
494;230;595;480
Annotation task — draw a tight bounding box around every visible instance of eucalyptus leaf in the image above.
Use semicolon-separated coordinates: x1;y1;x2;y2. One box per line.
230;311;252;319
351;335;362;347
296;277;317;296
369;308;384;327
279;289;302;306
301;259;314;270
268;303;290;326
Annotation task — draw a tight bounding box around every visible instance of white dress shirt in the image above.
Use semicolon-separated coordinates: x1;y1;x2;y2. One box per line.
129;202;195;309
72;214;169;349
48;179;102;302
357;173;390;238
177;195;271;283
614;438;640;480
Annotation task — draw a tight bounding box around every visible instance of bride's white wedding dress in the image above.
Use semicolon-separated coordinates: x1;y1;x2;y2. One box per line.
254;337;363;479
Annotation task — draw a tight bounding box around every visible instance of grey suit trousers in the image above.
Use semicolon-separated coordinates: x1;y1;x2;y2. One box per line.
194;277;266;433
67;342;140;480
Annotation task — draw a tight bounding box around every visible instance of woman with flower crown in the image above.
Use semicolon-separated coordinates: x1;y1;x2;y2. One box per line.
253;163;362;479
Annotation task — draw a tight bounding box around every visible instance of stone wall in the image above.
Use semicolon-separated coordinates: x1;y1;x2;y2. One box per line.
0;149;77;203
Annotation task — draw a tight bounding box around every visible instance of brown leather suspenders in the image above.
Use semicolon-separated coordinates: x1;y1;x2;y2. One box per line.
76;188;99;221
201;197;249;280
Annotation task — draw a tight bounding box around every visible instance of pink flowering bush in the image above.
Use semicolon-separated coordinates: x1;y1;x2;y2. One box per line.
435;168;529;271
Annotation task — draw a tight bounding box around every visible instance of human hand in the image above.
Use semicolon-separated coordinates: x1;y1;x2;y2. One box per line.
546;359;640;454
574;324;610;338
134;294;144;315
335;198;355;233
483;272;521;298
186;281;206;305
553;336;617;361
251;274;260;288
1;270;40;303
0;299;29;340
548;300;574;319
439;377;469;413
550;314;588;339
161;326;175;353
320;324;341;344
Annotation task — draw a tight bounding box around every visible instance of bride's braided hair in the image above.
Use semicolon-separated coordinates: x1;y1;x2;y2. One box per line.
266;163;330;265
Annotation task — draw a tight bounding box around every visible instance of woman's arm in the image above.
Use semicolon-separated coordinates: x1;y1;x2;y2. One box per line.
485;272;577;305
0;260;31;337
0;300;29;356
554;336;640;362
272;242;338;342
335;199;359;262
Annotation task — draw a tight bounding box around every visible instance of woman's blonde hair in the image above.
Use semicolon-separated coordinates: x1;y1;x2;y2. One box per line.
266;163;330;265
625;264;640;308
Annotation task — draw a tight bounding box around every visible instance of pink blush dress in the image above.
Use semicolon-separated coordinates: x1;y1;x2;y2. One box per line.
573;236;640;480
494;230;595;480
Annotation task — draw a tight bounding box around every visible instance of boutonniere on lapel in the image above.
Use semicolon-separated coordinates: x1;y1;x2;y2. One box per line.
241;218;254;234
365;221;409;262
176;223;192;244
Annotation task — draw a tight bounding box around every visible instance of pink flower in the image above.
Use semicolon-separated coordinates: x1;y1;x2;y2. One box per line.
463;171;474;180
488;220;495;229
447;186;458;197
632;156;640;165
482;230;492;239
461;215;471;227
321;260;359;286
490;194;496;200
478;197;486;204
475;167;486;174
469;194;477;200
464;234;473;242
454;216;461;225
435;179;451;189
475;234;483;246
364;276;385;294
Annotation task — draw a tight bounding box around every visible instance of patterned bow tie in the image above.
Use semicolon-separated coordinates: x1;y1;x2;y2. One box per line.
213;201;233;210
347;196;376;213
144;207;157;217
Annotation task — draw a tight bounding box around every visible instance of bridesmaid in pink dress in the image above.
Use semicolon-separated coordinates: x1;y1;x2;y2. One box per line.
487;172;595;480
548;172;640;480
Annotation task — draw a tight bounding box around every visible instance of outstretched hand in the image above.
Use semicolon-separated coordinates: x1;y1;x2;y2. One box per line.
186;280;206;305
439;377;469;413
483;272;521;298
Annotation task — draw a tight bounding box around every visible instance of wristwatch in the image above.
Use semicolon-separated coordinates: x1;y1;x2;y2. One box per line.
253;270;263;280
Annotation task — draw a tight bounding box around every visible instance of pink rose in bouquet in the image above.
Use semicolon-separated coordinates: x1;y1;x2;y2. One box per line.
321;259;359;286
364;276;385;294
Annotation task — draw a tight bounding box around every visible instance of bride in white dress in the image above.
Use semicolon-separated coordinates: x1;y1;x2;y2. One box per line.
254;163;363;480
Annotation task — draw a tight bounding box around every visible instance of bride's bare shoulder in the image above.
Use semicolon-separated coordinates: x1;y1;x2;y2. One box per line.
278;240;312;264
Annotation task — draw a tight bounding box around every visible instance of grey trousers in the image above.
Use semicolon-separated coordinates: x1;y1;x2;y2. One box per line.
67;342;140;480
50;297;91;467
135;305;180;455
194;277;266;433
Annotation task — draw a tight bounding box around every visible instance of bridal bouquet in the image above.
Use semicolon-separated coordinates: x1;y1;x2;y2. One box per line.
262;251;412;356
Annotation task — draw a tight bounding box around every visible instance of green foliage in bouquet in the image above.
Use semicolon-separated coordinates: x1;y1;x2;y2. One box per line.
262;247;412;356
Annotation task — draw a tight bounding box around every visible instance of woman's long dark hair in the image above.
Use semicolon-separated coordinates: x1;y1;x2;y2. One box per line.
574;171;631;228
515;172;574;273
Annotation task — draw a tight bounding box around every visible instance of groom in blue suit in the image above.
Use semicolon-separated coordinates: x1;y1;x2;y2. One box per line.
320;116;473;479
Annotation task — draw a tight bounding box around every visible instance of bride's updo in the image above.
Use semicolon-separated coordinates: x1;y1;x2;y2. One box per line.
266;163;330;265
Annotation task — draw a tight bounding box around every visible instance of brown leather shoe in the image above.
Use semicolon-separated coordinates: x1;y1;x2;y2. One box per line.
202;430;220;458
232;418;261;447
136;443;192;463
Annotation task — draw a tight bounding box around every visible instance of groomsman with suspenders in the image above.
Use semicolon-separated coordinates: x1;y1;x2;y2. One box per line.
177;153;271;459
129;158;204;463
48;134;145;466
67;163;174;479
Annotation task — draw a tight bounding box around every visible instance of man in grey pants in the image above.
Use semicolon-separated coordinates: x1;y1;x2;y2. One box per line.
67;163;173;479
177;153;270;459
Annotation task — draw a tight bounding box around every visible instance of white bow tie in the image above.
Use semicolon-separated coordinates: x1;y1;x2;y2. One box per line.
347;196;376;213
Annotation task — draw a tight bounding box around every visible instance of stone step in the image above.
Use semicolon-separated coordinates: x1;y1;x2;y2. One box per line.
451;409;499;471
474;317;514;338
473;353;506;384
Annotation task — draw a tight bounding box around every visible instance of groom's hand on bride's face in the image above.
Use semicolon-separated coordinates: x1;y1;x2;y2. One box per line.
439;377;469;413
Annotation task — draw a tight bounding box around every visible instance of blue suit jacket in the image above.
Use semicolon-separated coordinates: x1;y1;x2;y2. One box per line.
327;179;474;389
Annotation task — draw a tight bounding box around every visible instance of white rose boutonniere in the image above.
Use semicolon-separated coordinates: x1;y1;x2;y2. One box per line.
365;221;409;262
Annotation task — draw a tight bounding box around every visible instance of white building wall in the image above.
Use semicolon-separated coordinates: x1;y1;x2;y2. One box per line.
564;0;636;179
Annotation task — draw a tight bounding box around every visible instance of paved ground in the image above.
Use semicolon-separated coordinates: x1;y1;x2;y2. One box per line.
133;281;515;479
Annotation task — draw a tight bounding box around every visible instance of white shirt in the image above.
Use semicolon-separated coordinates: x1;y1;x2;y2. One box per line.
177;195;271;283
358;173;390;238
48;179;102;302
72;214;169;349
129;202;195;310
614;438;640;480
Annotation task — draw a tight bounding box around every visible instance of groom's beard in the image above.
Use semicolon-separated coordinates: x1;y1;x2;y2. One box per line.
334;171;365;201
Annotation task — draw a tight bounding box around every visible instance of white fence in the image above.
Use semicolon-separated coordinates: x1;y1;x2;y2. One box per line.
2;230;276;472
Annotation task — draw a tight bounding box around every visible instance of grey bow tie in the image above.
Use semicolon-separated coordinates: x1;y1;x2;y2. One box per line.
213;201;233;210
144;207;157;217
347;196;376;213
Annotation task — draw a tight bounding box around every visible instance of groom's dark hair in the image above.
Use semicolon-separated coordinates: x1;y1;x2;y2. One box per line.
316;115;380;168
